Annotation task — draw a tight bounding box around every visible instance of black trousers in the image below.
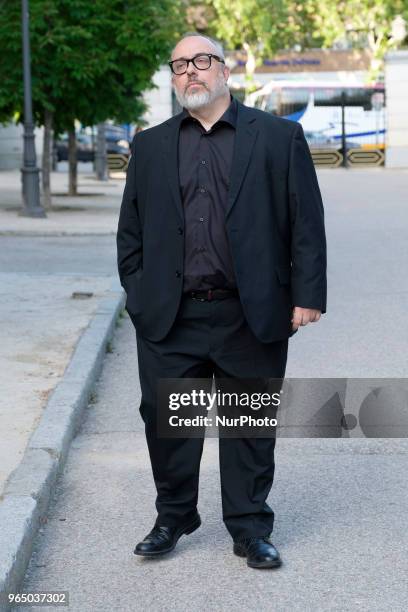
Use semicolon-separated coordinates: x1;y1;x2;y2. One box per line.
135;294;288;541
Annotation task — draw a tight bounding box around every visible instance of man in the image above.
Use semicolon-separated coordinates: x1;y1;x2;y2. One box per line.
116;32;326;569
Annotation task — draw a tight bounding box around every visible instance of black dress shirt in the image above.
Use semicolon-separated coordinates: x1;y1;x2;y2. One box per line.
178;94;238;292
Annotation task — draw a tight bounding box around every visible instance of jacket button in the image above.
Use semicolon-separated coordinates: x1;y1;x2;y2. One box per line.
175;270;181;278
178;227;183;235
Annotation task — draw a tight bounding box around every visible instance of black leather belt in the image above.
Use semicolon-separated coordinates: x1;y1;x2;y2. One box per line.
186;288;239;302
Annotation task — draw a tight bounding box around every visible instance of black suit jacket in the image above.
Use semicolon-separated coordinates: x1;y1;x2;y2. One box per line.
116;99;327;343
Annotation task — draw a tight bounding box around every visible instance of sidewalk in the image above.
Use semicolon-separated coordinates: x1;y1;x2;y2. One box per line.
0;168;125;496
0;167;125;235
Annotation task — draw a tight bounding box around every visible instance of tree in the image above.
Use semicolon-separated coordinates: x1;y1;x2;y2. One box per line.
0;0;185;204
204;0;289;97
192;0;408;93
310;0;408;81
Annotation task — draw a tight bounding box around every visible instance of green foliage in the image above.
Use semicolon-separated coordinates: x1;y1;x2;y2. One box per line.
0;0;186;130
207;0;287;57
203;0;408;85
206;0;408;55
282;1;327;50
310;0;408;80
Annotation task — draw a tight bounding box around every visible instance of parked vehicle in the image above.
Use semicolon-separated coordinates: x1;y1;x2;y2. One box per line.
56;134;94;162
56;127;130;162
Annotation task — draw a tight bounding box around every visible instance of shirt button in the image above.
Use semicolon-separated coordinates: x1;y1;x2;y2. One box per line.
177;227;183;235
200;187;206;193
175;270;181;278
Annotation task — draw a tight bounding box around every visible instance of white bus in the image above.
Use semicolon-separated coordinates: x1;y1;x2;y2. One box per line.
247;80;385;150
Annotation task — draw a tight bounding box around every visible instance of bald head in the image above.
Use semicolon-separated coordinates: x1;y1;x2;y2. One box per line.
170;33;224;62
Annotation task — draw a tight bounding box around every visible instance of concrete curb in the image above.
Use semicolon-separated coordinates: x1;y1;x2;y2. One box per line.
0;280;126;611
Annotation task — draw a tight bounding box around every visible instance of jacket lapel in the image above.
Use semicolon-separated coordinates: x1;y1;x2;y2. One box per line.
225;101;258;219
162;113;185;223
161;100;258;222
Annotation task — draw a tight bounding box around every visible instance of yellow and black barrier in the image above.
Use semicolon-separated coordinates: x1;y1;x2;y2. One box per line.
310;149;343;168
347;148;385;167
311;147;385;168
107;153;129;172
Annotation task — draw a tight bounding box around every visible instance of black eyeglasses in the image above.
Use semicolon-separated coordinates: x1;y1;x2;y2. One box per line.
168;53;225;75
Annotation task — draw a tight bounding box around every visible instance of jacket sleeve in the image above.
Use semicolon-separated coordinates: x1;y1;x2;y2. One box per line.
116;136;143;293
288;122;327;313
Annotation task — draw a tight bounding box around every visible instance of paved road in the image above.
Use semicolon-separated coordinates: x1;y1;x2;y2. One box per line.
13;168;408;610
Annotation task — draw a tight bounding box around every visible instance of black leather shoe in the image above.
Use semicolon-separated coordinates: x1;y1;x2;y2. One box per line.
134;513;201;557
233;536;282;569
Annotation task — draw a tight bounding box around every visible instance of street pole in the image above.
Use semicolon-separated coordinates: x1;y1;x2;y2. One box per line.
19;0;46;217
95;122;108;181
341;91;347;169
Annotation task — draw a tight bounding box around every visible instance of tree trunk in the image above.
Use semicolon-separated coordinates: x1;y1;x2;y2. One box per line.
243;42;257;102
95;122;108;181
68;125;77;196
91;126;96;172
42;108;53;210
51;135;58;171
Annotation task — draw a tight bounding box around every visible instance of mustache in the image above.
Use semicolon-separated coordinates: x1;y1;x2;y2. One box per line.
185;81;207;91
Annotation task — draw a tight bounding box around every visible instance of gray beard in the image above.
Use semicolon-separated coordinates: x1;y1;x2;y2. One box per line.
174;78;227;110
